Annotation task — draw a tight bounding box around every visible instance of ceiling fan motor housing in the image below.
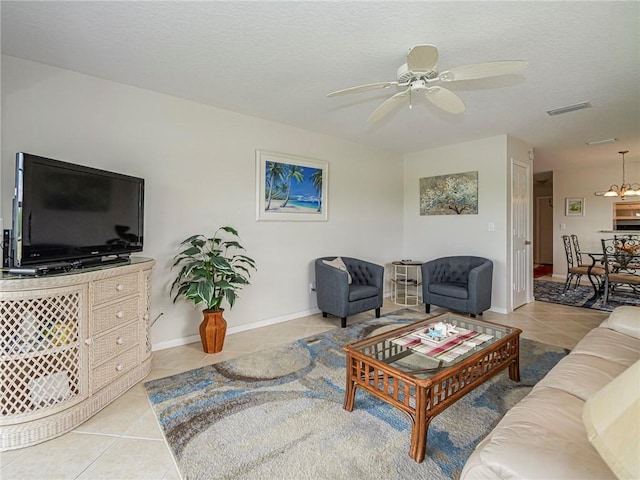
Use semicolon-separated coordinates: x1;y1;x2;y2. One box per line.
396;63;438;83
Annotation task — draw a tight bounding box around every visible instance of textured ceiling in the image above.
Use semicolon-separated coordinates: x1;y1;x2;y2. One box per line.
1;1;639;173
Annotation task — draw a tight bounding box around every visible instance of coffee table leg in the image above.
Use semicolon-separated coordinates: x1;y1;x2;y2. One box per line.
409;388;429;463
509;342;521;382
343;353;356;412
509;358;521;382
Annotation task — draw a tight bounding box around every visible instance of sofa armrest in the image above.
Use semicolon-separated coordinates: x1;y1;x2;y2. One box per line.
600;306;640;339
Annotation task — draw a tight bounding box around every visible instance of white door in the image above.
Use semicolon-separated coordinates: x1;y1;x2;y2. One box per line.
512;161;531;309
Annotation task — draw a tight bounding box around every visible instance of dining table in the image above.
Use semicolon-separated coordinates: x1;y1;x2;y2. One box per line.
584;248;640;303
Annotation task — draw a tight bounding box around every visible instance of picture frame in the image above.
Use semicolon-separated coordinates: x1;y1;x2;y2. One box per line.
256;150;328;222
565;197;585;216
419;171;478;216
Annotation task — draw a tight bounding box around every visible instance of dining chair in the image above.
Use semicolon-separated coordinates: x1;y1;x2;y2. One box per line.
570;234;590;267
600;237;640;304
562;235;605;294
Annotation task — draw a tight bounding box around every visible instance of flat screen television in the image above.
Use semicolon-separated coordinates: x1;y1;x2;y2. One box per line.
10;152;144;271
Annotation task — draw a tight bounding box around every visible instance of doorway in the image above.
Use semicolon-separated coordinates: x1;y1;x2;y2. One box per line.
535;196;553;264
533;171;554;271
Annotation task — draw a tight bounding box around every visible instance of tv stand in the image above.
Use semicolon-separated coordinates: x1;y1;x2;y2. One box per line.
0;257;154;450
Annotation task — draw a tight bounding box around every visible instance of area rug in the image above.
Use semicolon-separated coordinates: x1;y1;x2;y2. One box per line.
533;264;553;278
145;309;567;480
534;279;640;312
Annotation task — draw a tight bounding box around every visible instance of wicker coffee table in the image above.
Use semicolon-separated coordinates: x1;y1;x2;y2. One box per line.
343;312;521;463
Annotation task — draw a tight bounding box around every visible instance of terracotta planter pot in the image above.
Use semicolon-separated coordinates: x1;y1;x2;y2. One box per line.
199;309;227;353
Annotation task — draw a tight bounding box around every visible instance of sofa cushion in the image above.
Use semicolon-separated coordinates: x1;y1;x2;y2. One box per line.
571;327;640;367
599;306;640;340
428;282;469;299
583;359;640;480
534;353;628;401
464;386;615;479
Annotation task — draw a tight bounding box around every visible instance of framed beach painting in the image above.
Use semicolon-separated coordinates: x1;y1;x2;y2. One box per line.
256;150;328;221
565;197;585;216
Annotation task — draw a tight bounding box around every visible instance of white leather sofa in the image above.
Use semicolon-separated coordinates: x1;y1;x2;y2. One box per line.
461;306;640;480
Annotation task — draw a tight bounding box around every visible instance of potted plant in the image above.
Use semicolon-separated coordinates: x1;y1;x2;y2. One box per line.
171;226;256;353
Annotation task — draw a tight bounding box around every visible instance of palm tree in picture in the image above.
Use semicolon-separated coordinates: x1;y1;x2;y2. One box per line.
311;169;323;212
265;161;286;210
280;165;305;208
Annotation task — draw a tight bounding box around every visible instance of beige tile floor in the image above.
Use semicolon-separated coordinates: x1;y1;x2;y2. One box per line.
0;283;609;480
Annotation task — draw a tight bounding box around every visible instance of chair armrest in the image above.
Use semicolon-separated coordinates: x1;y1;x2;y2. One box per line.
468;261;493;311
315;260;350;312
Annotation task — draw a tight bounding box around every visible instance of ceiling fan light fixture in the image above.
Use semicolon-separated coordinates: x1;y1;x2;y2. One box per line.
546;101;591;116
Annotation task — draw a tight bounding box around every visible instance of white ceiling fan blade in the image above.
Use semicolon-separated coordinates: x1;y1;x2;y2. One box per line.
367;90;409;123
327;82;398;97
425;86;465;114
407;44;439;72
439;60;528;82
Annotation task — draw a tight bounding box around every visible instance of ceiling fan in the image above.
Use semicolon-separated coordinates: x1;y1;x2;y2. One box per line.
327;45;527;123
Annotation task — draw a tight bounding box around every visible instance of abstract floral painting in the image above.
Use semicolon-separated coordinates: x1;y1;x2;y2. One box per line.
420;171;478;215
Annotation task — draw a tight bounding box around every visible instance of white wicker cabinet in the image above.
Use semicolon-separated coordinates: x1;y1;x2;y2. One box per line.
0;258;154;450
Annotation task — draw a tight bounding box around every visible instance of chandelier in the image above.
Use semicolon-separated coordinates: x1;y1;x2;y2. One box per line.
601;151;640;199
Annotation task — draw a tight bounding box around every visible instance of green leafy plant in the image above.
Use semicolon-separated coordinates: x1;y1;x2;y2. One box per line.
171;226;257;311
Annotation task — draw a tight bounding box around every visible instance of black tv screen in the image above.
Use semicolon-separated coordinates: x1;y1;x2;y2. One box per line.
12;152;144;267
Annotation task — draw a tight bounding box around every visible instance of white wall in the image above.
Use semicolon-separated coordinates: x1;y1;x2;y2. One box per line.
553;162;640;275
1;55;405;348
402;135;522;313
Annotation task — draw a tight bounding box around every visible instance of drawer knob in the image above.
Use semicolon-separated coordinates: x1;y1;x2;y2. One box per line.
85;338;94;345
115;364;124;372
115;311;124;319
116;337;125;345
116;284;124;291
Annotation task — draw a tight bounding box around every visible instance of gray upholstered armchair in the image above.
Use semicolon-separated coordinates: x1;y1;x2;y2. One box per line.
315;256;384;328
421;256;493;317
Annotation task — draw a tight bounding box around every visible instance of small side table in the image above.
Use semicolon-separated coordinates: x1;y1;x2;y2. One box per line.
391;261;423;306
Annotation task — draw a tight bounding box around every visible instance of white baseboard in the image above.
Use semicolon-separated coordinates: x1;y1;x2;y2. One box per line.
151;307;322;352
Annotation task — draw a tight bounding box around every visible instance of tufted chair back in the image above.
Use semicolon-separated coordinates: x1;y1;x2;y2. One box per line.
343;257;379;286
429;257;488;284
421;256;493;316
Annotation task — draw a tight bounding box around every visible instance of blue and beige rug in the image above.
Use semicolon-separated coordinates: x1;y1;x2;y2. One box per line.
145;309;567;480
534;279;640;311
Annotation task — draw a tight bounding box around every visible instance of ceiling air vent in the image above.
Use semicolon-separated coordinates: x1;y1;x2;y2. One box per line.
546;102;591;116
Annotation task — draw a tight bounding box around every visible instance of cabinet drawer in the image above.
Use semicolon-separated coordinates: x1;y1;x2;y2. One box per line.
92;297;139;334
92;273;139;305
91;322;139;366
92;346;139;392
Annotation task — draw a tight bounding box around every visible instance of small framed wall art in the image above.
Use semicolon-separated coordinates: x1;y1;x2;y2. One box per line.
256;150;328;221
565;197;585;216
